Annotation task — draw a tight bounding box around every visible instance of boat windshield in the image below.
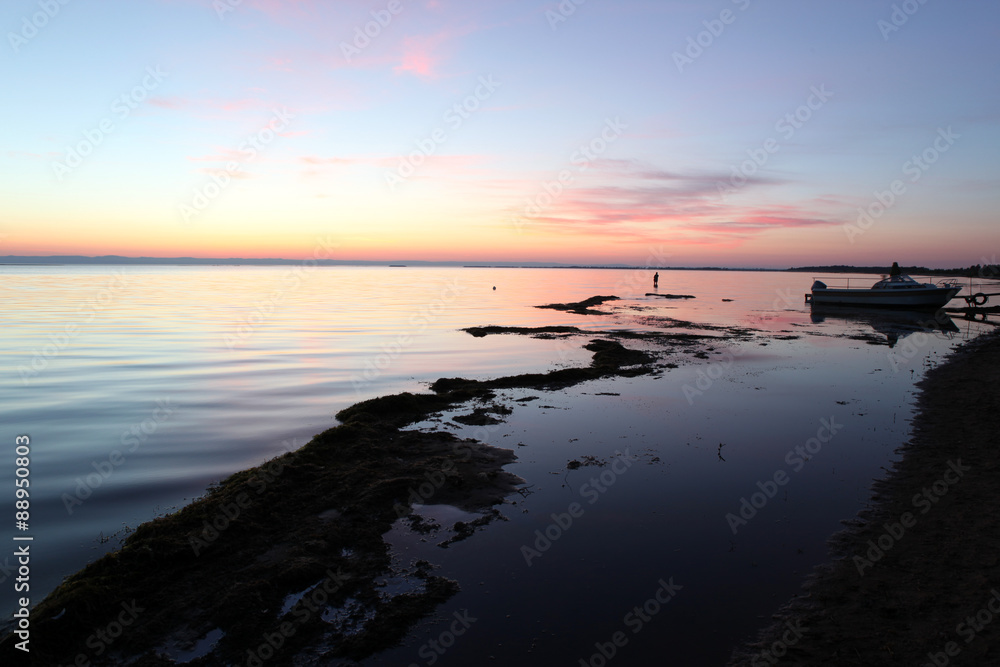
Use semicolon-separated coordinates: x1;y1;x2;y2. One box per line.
872;274;925;289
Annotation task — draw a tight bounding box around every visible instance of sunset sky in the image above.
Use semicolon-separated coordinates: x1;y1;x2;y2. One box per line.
2;0;998;268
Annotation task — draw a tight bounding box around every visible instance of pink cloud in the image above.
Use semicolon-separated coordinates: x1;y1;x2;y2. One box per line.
396;51;435;77
394;36;444;78
391;24;475;78
220;98;261;112
501;161;842;247
204;0;318;23
265;57;294;72
165;95;301;123
300;156;361;166
148;97;184;109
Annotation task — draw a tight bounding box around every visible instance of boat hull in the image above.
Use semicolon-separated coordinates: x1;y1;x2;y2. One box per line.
809;286;960;308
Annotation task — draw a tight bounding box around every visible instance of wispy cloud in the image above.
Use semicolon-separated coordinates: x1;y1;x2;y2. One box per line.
264;57;294;72
503;160;841;247
219;98;263;112
148;97;185;109
300;155;369;167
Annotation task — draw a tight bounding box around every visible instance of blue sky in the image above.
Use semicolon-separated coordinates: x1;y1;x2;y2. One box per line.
2;0;998;267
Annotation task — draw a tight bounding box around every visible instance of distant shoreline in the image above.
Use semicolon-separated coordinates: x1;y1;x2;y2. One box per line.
1;257;994;277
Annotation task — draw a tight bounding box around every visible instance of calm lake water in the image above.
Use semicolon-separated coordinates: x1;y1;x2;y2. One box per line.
2;265;995;664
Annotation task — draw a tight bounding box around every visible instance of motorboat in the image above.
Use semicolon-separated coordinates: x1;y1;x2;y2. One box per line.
806;263;961;309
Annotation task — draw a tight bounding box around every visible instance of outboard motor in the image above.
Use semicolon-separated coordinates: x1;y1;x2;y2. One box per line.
812;280;827;290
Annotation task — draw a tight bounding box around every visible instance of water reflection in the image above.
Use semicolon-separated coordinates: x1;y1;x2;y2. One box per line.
809;305;959;347
3;266;994;665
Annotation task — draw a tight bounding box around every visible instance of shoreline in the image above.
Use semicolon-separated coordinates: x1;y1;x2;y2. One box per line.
729;329;1000;666
3;259;994;279
3;388;527;665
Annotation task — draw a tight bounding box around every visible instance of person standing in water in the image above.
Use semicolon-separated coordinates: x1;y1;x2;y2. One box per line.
653;272;659;288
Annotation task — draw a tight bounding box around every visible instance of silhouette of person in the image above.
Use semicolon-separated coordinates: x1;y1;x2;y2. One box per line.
653;272;659;288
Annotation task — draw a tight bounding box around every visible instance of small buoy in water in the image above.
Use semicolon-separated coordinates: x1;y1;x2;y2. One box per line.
492;286;496;290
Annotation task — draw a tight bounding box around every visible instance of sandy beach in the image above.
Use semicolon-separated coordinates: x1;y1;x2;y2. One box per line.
729;329;1000;666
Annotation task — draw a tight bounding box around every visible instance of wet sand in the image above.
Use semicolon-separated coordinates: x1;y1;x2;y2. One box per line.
729;330;1000;666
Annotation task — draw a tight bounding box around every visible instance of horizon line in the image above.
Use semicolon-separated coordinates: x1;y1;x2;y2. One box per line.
0;254;988;274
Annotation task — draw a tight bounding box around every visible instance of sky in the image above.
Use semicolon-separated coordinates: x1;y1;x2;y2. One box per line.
1;0;998;268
